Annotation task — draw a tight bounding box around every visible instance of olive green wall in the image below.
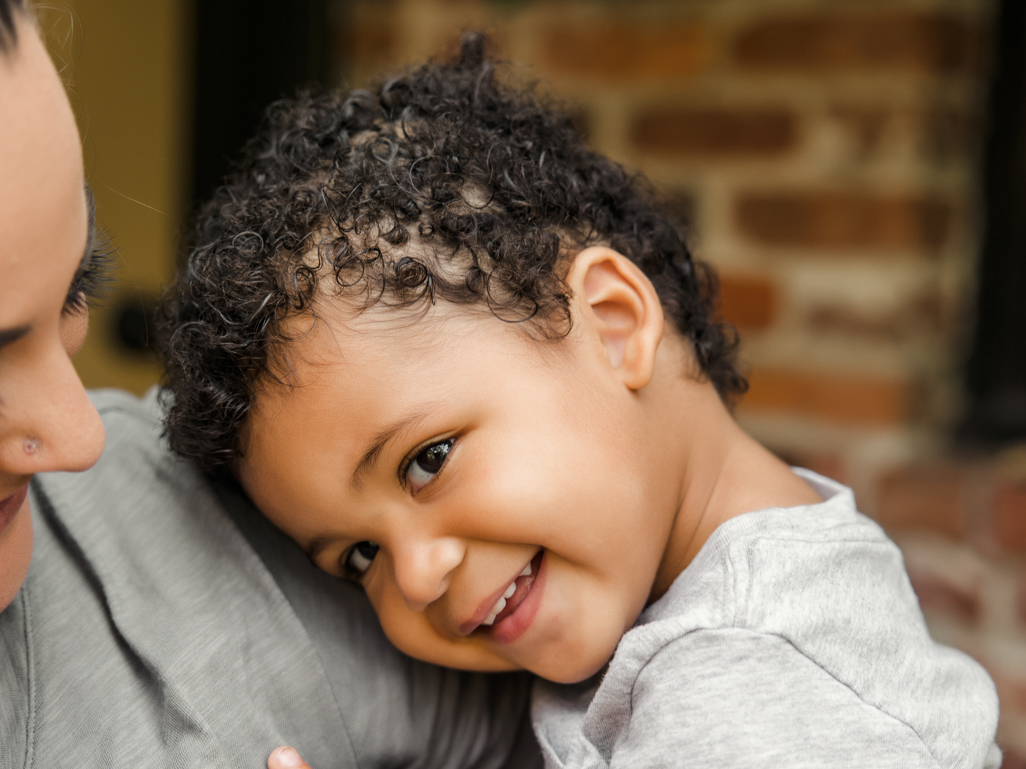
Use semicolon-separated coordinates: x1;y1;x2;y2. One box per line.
42;0;191;395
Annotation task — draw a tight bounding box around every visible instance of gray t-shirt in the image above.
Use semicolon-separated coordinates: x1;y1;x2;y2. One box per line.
531;470;1000;769
0;389;540;769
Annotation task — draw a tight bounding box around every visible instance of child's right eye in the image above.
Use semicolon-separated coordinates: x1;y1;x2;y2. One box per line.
344;541;379;579
403;438;455;495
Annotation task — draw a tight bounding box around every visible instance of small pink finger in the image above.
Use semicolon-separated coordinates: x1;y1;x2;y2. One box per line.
268;745;308;769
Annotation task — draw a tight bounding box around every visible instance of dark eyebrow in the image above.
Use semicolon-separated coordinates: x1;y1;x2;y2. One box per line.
351;408;434;490
0;325;30;350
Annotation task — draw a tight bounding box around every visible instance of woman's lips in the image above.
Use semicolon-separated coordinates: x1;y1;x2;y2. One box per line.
0;484;29;537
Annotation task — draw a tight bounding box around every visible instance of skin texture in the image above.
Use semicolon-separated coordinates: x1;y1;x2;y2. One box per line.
238;246;821;685
0;15;105;612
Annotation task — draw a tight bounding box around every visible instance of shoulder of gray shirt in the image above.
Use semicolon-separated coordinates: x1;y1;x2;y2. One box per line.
534;471;1000;769
0;388;540;769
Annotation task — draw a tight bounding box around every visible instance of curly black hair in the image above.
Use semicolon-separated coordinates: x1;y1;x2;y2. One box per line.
159;32;747;472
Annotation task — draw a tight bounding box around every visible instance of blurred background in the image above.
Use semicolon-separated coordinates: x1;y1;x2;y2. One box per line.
42;0;1026;759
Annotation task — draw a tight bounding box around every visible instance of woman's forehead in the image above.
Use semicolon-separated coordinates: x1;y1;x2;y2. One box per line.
0;19;84;320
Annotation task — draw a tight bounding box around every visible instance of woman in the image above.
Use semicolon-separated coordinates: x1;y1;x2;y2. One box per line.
0;0;105;612
0;8;318;767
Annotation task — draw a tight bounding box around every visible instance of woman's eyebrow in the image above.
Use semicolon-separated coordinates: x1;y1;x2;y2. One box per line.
0;324;30;350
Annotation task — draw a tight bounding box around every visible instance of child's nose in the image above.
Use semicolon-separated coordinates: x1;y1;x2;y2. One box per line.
391;535;465;612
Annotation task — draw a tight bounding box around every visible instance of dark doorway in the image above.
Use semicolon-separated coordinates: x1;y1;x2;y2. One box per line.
961;0;1026;444
190;0;335;210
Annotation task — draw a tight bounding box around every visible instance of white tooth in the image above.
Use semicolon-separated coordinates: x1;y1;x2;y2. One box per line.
520;563;532;577
503;582;516;599
480;594;508;629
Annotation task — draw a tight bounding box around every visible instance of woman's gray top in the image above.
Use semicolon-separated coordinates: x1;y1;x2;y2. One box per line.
0;389;537;769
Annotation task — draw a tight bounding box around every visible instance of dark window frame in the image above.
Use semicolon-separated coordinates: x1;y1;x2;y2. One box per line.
961;0;1026;444
190;0;333;210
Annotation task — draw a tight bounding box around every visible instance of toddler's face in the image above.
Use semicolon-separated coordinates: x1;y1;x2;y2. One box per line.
237;299;676;683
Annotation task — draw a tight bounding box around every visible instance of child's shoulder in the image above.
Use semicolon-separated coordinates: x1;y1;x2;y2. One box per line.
531;470;1001;769
643;469;900;629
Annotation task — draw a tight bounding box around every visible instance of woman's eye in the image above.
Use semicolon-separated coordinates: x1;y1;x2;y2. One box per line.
405;438;454;494
344;541;379;578
63;187;113;316
63;241;113;315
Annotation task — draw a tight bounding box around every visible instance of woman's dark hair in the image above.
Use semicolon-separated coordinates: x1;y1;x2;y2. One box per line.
159;32;747;472
0;0;25;55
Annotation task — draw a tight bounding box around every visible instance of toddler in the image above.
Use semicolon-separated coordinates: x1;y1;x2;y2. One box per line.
159;34;1000;768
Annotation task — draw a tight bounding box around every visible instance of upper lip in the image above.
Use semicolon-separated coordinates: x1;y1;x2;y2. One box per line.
457;553;537;636
0;481;30;506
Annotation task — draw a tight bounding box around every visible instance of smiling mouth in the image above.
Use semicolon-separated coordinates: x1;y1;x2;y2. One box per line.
479;549;544;629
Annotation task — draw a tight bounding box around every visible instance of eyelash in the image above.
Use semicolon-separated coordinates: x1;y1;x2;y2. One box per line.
341;540;380;583
63;232;114;315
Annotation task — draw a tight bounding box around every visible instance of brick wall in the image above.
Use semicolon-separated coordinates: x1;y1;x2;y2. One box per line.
327;0;1026;758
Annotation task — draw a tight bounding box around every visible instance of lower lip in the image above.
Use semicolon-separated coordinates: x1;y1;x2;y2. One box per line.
0;484;29;537
490;550;547;645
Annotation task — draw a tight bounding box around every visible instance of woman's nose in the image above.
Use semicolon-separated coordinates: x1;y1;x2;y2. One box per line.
390;534;466;612
1;339;105;477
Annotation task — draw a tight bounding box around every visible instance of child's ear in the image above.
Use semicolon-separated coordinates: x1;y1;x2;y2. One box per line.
566;246;664;390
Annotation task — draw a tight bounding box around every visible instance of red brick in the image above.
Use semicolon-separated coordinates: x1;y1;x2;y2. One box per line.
632;108;797;158
992;483;1026;552
875;465;966;538
733;14;975;74
806;292;944;342
718;273;778;330
906;567;980;623
735;191;951;253
540;22;707;81
741;368;910;426
831;107;890;159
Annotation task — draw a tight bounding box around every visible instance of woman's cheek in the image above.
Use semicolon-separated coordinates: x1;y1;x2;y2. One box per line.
59;304;89;358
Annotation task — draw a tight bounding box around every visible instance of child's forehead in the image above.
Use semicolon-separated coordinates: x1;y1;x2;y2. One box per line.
270;292;572;392
279;296;485;364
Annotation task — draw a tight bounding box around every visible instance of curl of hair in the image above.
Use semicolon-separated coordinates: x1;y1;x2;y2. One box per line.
158;31;747;472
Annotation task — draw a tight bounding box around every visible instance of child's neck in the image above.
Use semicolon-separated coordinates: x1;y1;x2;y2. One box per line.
647;379;823;604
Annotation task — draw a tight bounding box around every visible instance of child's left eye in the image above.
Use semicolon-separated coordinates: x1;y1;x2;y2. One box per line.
405;438;455;494
344;541;379;579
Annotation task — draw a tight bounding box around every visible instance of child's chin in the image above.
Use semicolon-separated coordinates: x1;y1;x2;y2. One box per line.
531;654;611;685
